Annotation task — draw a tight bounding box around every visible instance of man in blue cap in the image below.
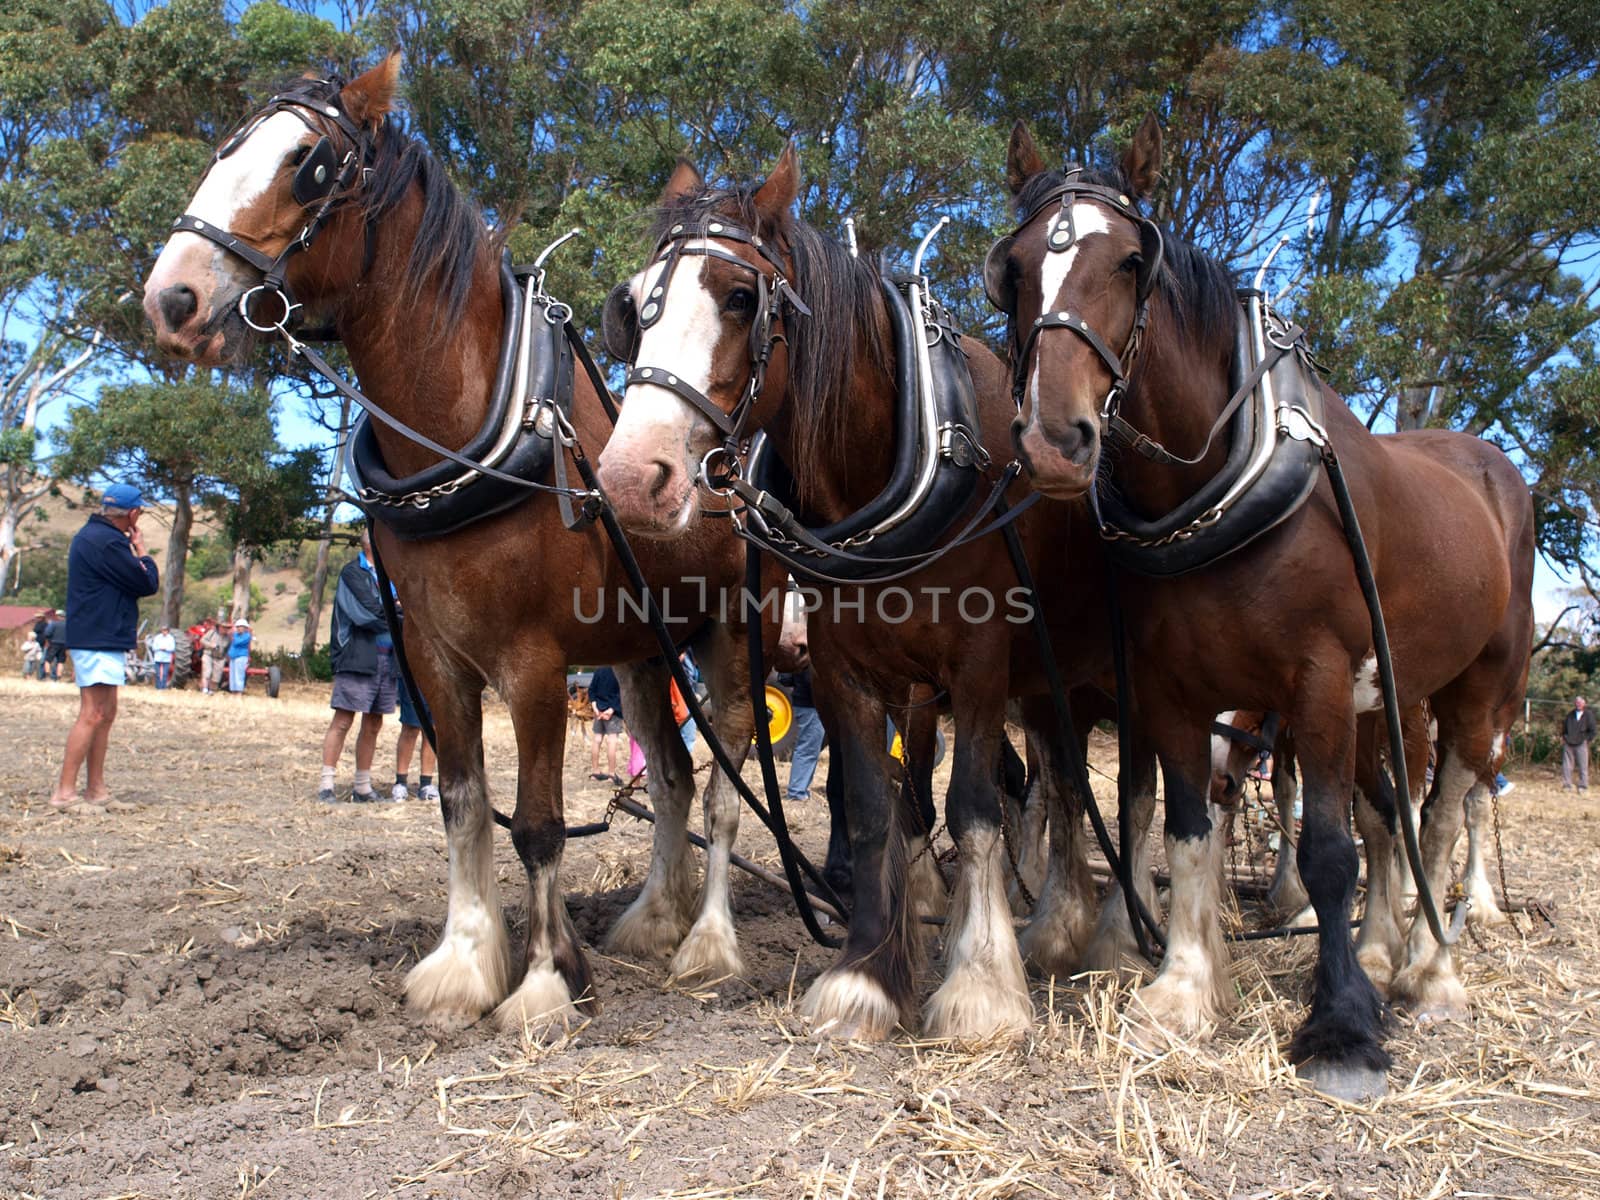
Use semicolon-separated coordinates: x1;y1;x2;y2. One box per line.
50;482;160;813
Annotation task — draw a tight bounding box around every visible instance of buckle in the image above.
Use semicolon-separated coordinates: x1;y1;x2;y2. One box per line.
239;285;299;334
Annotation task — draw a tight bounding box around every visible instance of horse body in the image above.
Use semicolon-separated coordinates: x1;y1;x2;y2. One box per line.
995;118;1534;1096
596;149;1139;1041
142;61;779;1034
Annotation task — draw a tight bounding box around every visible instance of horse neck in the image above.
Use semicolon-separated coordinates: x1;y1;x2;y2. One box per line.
765;292;897;525
336;190;502;480
1110;297;1236;517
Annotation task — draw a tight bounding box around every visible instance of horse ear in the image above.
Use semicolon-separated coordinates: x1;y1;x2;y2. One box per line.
1006;121;1045;196
341;52;402;128
753;142;800;220
1121;112;1162;200
660;157;703;203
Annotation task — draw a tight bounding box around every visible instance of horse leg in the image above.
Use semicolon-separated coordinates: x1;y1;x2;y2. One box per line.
669;624;749;982
1352;720;1404;991
493;671;591;1035
1127;724;1232;1043
1265;738;1312;920
1001;734;1043;917
1463;733;1508;927
802;682;915;1040
924;684;1032;1041
1391;736;1481;1020
1083;729;1161;980
1016;696;1098;979
897;700;948;920
1287;680;1390;1101
605;658;698;961
403;655;511;1023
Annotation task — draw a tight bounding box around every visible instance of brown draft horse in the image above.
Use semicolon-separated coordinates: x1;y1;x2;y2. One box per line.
594;148;1150;1041
993;117;1534;1097
141;58;781;1034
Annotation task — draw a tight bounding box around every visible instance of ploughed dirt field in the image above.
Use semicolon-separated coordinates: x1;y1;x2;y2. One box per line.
2;676;1598;1199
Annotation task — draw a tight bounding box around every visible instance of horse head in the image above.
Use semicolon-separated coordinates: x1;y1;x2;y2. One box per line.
596;147;808;538
986;116;1164;499
142;57;402;364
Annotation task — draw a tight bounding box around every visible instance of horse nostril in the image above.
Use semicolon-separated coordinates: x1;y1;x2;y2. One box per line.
645;459;678;502
1061;418;1098;465
158;285;199;332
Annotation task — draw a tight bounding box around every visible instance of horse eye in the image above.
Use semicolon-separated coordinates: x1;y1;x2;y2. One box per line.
290;145;312;167
1121;253;1143;274
725;288;755;315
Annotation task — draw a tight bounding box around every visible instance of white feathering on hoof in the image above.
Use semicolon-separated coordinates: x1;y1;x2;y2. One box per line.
1126;824;1232;1043
801;968;902;1041
605;877;694;961
491;967;582;1037
669;910;745;983
405;819;510;1021
924;828;1033;1042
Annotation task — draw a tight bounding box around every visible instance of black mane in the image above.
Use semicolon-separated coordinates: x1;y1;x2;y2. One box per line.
647;185;887;494
276;76;486;332
1014;162;1237;353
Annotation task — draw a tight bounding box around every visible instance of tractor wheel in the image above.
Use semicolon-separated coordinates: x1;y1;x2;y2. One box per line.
267;665;282;699
169;631;195;689
888;724;947;769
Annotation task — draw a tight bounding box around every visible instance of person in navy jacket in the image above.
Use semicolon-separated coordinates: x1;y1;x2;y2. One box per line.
50;482;159;813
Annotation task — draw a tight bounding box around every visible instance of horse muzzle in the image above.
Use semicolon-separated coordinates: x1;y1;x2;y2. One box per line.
1011;412;1099;498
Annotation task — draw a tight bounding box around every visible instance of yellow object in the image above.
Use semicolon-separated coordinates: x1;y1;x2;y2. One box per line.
762;684;793;745
890;731;906;762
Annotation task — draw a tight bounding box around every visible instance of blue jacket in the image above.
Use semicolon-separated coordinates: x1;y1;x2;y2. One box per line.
229;630;252;659
330;555;388;676
588;666;623;719
63;515;160;651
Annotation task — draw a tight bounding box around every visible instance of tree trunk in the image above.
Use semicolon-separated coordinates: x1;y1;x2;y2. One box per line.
230;543;254;621
161;485;194;627
301;392;352;656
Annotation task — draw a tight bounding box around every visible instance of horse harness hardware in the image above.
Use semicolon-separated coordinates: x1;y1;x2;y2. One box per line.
986;169;1166;421
174;87;377;337
603;218;811;472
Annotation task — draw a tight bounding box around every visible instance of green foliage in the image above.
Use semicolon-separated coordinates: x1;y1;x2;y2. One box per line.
184;532;233;581
7;536;70;608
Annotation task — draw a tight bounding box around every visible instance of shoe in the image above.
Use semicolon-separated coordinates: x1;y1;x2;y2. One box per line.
590;771;609;781
420;783;441;804
391;783;410;803
783;793;808;805
611;774;628;785
350;789;378;804
317;788;337;804
1496;781;1515;797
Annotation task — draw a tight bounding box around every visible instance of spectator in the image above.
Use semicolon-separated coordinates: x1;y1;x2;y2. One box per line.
31;610;53;679
675;650;700;751
1562;696;1596;793
779;666;825;803
148;624;176;690
588;665;625;783
21;630;42;678
393;680;438;803
49;482;159;813
227;618;252;694
41;609;67;681
198;617;223;695
319;529;395;803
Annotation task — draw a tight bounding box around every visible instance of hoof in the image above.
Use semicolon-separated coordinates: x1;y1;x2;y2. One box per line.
1355;943;1398;994
1018;904;1095;980
801;968;902;1041
1465;893;1509;929
1297;1057;1388;1102
1124;977;1221;1048
605;892;691;962
404;925;511;1022
1392;947;1469;1025
922;966;1032;1043
668;915;745;984
491;968;584;1037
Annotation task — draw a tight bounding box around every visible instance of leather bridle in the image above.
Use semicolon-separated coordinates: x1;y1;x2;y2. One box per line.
171;85;375;337
985;170;1164;429
603;217;811;488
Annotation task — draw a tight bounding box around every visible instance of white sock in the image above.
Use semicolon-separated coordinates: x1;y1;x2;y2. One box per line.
321;766;336;792
353;769;372;795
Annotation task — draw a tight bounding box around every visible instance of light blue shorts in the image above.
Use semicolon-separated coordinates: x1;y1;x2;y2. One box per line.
69;649;127;688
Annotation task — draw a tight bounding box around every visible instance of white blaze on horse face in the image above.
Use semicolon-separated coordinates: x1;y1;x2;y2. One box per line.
1353;653;1382;713
156;112;308;272
1027;202;1113;418
617;246;725;461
